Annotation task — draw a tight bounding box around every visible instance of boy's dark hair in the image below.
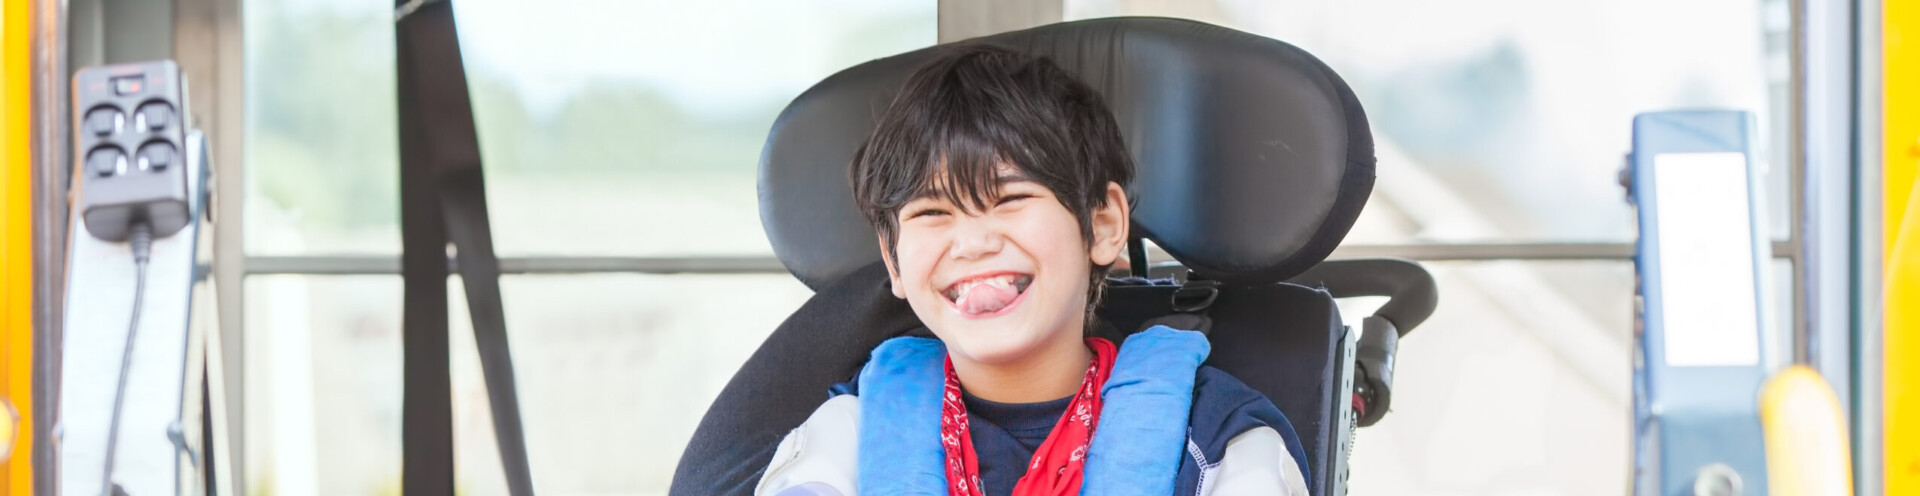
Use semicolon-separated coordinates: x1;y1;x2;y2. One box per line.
850;44;1136;313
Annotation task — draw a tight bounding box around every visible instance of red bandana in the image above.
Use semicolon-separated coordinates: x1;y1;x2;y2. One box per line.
940;338;1118;496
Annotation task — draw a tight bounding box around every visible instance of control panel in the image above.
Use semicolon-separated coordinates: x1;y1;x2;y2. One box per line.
73;60;191;241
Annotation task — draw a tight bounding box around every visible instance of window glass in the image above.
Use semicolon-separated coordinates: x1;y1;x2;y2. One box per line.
451;275;814;494
241;1;932;493
453;0;937;256
1347;260;1633;496
244;0;400;255
242;273;814;495
242;275;403;496
1068;0;1792;244
244;0;938;256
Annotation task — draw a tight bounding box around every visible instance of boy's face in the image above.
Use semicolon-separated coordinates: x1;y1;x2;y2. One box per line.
881;164;1129;368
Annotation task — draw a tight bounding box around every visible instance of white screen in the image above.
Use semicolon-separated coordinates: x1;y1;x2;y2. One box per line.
1652;152;1761;367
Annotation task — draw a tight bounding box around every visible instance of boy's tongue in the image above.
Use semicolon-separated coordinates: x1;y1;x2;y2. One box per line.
958;283;1018;315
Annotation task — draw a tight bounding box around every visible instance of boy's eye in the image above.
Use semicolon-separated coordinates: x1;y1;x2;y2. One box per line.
995;193;1034;206
905;207;949;220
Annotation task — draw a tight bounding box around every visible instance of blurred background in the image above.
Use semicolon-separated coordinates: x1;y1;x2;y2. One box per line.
235;0;1789;494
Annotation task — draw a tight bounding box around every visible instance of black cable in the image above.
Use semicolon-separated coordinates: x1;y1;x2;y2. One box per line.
100;222;153;496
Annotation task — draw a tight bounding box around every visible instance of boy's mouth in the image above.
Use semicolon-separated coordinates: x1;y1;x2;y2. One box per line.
942;273;1034;316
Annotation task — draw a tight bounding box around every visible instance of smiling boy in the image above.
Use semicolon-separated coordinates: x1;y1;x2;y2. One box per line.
755;45;1308;496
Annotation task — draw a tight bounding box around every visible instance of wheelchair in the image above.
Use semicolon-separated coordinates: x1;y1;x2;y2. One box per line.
671;17;1437;496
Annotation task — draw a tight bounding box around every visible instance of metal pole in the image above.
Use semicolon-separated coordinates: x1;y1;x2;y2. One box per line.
27;0;68;492
169;0;249;490
937;0;1062;43
1853;0;1887;492
1789;0;1811;367
1801;0;1863;414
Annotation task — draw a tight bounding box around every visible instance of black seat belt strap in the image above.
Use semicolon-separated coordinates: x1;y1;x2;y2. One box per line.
1138;275;1216;334
397;1;537;494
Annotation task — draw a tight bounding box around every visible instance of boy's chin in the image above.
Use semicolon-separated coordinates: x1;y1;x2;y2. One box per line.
949;341;1045;367
936;323;1058;365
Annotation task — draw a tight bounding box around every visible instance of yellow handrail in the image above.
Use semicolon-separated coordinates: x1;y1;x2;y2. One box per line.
1887;0;1919;492
0;0;34;494
1762;366;1855;496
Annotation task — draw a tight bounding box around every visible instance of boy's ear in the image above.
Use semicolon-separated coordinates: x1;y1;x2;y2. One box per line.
1088;182;1130;266
878;235;906;299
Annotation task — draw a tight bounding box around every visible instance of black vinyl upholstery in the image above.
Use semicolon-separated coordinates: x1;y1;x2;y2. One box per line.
674;17;1374;496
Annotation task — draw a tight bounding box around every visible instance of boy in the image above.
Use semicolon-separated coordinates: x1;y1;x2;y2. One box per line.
756;45;1308;496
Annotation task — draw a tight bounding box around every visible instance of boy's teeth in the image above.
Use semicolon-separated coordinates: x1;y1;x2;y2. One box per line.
944;274;1029;304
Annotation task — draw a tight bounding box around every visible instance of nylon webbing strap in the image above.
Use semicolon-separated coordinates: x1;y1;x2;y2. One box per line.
397;1;536;494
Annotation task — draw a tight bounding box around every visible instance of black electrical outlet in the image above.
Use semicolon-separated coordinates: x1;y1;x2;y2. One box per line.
73;60;191;242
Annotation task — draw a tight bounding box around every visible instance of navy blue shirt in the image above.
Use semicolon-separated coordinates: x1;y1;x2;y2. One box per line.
961;392;1070;496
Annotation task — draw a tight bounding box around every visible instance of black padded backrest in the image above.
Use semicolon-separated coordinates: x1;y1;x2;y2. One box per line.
761;17;1375;289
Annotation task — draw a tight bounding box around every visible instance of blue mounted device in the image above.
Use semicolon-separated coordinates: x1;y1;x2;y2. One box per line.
1628;110;1777;496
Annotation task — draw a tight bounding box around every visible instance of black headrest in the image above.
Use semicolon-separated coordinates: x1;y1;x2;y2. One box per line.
761;17;1375;289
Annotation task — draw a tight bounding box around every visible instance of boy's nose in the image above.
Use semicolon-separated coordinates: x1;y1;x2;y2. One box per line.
947;217;1004;260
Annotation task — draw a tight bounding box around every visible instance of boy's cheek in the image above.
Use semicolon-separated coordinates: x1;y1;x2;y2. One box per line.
891;256;936;300
894;237;944;279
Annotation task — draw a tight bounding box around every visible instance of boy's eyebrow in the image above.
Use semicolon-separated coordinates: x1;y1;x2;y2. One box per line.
907;172;1037;201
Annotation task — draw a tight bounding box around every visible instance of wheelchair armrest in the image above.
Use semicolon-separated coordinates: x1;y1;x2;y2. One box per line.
1136;257;1437;426
1285;258;1436;427
1283;258;1437;336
